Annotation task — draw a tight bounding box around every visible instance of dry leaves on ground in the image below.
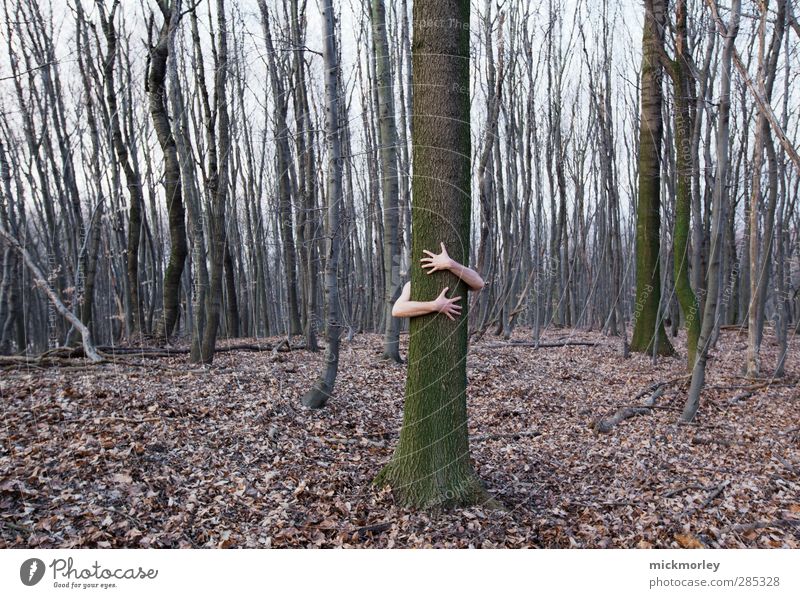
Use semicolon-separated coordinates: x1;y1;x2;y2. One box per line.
1;327;798;548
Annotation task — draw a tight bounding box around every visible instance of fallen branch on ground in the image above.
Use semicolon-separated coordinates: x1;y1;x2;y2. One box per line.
0;341;304;367
0;222;102;362
691;435;741;446
699;480;731;511
98;342;300;357
483;340;599;349
724;519;800;535
593;383;666;433
471;430;542;442
355;522;392;538
663;484;704;498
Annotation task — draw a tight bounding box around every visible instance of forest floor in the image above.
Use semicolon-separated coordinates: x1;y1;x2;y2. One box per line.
1;326;798;548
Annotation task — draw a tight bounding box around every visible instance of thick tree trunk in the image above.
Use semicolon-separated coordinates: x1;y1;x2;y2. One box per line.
630;0;673;356
665;0;701;368
373;0;493;509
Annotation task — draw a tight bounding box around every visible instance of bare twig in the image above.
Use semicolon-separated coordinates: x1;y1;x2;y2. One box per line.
700;480;731;510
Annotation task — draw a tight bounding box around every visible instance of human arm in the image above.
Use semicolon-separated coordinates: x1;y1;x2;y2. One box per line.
420;242;485;291
391;282;462;320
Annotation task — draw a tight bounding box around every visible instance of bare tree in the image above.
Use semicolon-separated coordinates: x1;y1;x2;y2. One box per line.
372;0;402;362
301;0;345;409
147;0;188;341
682;0;741;423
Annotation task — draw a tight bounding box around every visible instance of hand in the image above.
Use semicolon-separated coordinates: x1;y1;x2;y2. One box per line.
421;242;454;274
432;287;462;321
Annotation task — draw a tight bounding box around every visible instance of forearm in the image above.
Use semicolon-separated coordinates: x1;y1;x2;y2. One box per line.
446;259;485;291
392;300;436;318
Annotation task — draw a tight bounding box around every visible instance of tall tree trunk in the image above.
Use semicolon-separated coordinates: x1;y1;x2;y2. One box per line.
148;2;187;341
664;0;701;368
200;0;231;363
99;0;145;338
682;0;740;422
746;0;786;378
289;0;319;352
372;0;402;362
630;0;674;356
224;239;240;338
301;0;344;409
172;13;207;362
258;0;302;337
373;0;493;508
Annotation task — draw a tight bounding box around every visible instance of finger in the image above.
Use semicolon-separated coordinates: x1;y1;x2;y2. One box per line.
451;296;462;302
446;312;455;321
422;250;435;257
420;257;431;263
440;242;446;254
438;287;449;297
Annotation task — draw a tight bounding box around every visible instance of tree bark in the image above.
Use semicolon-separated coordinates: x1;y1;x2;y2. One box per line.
98;0;145;338
372;0;402;363
147;2;188;341
258;0;302;337
373;0;493;509
301;0;345;409
630;0;674;356
683;0;741;422
664;0;701;368
199;0;232;363
746;0;786;378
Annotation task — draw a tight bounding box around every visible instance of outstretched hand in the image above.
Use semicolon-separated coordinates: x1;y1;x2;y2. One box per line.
432;287;462;321
421;242;453;274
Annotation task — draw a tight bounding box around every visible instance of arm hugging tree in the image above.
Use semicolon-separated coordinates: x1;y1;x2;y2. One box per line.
373;0;496;509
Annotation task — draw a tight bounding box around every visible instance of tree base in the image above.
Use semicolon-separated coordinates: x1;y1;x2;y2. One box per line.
301;384;331;409
373;462;504;511
629;334;675;357
381;351;403;364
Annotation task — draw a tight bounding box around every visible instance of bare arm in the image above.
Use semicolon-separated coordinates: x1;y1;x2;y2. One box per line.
420;242;485;291
391;282;462;320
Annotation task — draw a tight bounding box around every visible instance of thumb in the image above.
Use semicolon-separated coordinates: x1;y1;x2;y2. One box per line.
438;286;449;298
440;242;447;254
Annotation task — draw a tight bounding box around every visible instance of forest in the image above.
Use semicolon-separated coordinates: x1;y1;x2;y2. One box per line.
0;0;799;549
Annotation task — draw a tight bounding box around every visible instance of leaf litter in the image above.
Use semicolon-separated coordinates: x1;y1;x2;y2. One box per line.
1;328;797;548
